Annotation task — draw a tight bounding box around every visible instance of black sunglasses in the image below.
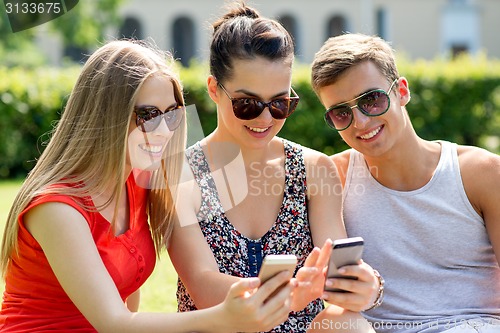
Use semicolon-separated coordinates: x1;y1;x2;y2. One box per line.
324;79;398;131
133;104;185;132
218;83;300;120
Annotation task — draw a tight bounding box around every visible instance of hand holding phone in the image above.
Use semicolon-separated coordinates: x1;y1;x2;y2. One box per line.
324;237;364;292
258;254;297;283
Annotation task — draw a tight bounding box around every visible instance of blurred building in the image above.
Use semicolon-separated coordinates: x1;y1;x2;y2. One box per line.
39;0;500;65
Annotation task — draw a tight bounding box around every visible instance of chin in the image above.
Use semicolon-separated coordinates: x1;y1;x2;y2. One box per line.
140;161;163;171
130;157;163;172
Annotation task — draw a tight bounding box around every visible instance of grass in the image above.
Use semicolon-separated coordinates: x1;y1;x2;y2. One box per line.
0;179;178;313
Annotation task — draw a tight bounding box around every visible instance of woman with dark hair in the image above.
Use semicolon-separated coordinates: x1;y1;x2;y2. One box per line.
169;3;380;332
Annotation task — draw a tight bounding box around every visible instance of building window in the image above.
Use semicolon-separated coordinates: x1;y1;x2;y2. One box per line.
119;17;143;40
278;14;299;56
63;45;88;64
451;44;469;58
441;0;478;57
172;17;195;67
327;15;347;39
376;8;388;39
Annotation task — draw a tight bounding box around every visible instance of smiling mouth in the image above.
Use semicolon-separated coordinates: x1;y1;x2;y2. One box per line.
359;126;382;140
139;144;163;154
246;126;270;133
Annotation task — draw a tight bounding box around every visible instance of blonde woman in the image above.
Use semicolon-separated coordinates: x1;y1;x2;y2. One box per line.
0;40;293;332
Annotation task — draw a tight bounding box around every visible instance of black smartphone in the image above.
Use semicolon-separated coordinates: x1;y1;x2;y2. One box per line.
324;237;364;292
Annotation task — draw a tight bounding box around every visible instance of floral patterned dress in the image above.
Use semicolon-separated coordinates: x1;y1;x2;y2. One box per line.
176;139;323;333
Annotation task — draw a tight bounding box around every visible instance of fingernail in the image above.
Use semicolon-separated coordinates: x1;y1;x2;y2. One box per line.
338;268;346;274
325;280;333;287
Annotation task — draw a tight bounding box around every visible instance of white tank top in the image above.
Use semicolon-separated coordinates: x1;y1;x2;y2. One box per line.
343;141;500;332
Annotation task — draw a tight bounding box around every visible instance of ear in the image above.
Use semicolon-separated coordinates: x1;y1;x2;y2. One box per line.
397;77;411;106
207;75;220;104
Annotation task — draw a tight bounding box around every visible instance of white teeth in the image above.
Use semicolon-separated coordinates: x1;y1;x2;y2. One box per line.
360;126;382;140
140;144;163;153
247;126;269;133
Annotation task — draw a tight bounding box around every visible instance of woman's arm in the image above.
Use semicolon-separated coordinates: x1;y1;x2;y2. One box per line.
24;201;292;333
303;149;378;312
287;150;345;311
126;289;140;312
168;217;241;308
303;149;347;245
169;176;240;308
458;146;500;266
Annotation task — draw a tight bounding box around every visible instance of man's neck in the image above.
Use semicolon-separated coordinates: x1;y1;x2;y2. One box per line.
363;137;442;191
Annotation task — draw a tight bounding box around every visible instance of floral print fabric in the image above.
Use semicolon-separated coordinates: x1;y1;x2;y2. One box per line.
176;139;323;332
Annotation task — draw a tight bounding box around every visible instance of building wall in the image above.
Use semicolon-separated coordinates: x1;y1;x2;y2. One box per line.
37;0;500;65
482;0;500;57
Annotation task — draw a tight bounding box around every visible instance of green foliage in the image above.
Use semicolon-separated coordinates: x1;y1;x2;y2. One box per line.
0;66;80;177
0;0;124;67
399;54;500;148
182;57;500;156
0;9;46;68
50;0;125;49
0;54;499;179
178;63;217;137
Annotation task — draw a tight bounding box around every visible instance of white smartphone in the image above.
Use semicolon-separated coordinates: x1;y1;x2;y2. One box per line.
258;254;298;283
324;237;364;292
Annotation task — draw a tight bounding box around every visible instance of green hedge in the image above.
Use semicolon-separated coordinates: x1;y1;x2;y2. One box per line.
179;55;500;156
0;66;80;178
1;56;500;178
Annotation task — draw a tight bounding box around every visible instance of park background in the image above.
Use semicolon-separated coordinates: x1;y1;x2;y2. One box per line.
1;0;500;312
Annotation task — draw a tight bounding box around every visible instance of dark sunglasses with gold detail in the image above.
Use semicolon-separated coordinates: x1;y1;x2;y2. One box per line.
218;83;300;120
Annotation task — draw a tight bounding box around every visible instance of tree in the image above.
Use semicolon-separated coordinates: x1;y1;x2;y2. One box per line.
0;0;125;66
50;0;125;49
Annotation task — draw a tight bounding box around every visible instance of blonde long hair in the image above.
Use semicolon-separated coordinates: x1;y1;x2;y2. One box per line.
1;39;186;276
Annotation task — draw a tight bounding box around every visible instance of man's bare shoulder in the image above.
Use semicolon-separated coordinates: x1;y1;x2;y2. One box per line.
457;145;500;214
330;149;352;185
330;149;351;169
458;145;500;173
457;146;500;223
301;145;329;160
301;146;340;180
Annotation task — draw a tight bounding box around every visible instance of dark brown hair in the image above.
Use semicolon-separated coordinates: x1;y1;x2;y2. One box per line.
311;33;399;94
210;1;294;83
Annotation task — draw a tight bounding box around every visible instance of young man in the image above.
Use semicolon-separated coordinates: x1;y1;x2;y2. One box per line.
309;33;500;332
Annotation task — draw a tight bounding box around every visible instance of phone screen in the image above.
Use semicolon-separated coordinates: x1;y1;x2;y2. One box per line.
324;237;364;292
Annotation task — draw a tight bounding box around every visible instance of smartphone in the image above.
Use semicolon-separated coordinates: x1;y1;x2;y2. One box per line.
324;237;364;292
258;254;297;283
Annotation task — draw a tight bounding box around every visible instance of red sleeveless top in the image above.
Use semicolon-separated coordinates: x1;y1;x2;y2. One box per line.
0;174;156;332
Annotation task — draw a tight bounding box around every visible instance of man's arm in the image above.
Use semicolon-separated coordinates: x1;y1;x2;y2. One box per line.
458;145;500;265
330;149;351;188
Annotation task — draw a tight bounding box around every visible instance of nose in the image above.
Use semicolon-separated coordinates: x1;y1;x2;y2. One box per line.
257;105;274;122
153;114;173;134
351;106;371;129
